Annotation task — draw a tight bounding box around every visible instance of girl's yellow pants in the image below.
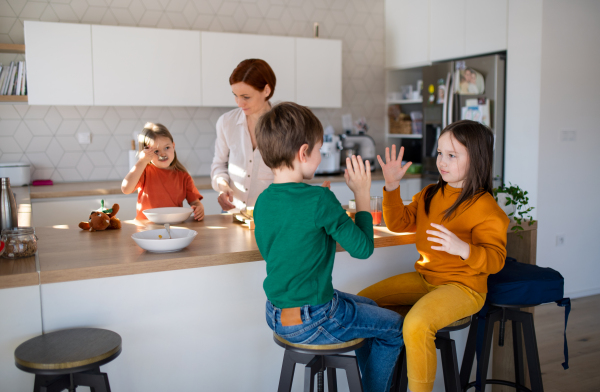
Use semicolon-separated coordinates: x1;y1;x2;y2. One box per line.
358;272;485;392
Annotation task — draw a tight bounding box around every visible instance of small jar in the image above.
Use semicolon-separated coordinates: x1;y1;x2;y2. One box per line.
1;227;37;259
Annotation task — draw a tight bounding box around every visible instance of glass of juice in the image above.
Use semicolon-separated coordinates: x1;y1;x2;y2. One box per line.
370;196;383;226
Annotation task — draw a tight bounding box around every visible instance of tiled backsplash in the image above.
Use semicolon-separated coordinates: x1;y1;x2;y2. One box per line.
0;0;385;183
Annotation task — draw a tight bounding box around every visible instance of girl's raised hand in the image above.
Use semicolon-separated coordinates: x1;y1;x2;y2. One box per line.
377;145;412;191
427;223;470;260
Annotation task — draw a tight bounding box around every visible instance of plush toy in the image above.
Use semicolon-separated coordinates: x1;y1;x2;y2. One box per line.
79;200;122;232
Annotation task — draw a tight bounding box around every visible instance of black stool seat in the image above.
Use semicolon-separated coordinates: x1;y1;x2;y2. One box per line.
274;333;365;392
460;304;544;392
15;328;121;392
392;314;472;392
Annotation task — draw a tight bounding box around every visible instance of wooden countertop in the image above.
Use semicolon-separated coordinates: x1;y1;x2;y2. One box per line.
29;172;422;199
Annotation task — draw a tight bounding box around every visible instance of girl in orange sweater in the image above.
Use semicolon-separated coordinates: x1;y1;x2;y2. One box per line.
359;120;509;392
121;123;204;221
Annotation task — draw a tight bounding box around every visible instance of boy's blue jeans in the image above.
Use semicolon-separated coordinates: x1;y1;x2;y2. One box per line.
266;290;404;392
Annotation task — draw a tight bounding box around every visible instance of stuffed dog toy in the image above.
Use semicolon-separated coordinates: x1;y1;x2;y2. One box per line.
79;201;121;232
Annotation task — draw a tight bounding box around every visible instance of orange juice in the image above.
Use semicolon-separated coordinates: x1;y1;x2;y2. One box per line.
371;211;382;225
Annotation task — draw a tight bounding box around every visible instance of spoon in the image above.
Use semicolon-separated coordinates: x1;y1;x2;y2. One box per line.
164;223;172;239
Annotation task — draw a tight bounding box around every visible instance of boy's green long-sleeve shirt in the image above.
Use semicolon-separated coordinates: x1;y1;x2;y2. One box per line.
254;182;374;309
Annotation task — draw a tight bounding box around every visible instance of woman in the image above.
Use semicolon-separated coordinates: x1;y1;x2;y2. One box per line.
211;59;276;212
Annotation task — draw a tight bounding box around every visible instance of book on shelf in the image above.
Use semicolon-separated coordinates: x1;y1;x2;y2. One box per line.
7;62;17;95
0;64;5;93
0;60;27;96
0;61;13;95
15;61;23;96
21;65;26;96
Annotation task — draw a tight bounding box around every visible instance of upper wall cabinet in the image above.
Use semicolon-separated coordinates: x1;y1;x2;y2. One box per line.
464;0;508;57
385;0;430;69
92;25;202;106
296;38;341;108
201;32;295;107
429;0;466;62
24;21;94;105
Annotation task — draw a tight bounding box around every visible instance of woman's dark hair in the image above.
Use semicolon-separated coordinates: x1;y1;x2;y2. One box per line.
229;59;276;100
424;120;495;221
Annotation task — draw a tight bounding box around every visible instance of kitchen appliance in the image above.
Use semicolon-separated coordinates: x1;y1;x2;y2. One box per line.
340;133;377;171
0;162;31;186
0;177;18;231
421;54;506;188
315;134;343;175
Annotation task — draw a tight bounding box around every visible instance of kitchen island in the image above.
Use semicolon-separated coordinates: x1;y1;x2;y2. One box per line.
1;191;536;392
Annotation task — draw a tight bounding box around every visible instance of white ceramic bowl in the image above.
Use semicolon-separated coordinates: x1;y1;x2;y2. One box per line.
142;207;193;223
132;228;197;253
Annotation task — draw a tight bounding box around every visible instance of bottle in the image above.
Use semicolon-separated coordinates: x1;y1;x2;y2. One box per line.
0;177;18;231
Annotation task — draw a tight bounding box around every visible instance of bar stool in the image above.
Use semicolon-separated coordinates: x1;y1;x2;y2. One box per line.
273;333;365;392
390;312;472;392
14;328;122;392
460;303;543;392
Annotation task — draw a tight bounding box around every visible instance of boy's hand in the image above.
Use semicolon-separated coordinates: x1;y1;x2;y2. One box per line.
377;145;412;191
427;223;470;260
321;181;331;190
191;203;205;221
344;155;371;212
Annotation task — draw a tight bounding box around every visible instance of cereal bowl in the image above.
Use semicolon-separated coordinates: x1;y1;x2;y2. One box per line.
132;228;197;253
142;207;193;224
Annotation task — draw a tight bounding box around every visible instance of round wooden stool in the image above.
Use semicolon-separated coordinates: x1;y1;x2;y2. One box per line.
391;313;472;392
14;328;122;392
273;333;365;392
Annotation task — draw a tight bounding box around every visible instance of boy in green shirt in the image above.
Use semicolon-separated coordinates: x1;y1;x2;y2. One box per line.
254;102;404;392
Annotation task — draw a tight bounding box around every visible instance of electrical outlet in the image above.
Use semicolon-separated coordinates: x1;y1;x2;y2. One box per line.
77;132;91;144
560;130;576;142
556;234;565;247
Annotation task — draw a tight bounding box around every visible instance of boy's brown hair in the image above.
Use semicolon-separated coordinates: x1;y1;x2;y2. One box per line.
255;102;323;170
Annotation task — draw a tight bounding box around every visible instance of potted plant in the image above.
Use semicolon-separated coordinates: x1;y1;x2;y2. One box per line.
493;182;536;238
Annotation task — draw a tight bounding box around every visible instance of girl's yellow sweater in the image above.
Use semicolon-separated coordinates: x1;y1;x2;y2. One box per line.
383;184;509;293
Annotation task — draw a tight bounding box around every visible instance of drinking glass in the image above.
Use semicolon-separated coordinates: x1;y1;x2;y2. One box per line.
370;196;383;226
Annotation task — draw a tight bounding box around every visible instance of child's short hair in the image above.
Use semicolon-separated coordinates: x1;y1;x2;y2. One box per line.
255;102;323;170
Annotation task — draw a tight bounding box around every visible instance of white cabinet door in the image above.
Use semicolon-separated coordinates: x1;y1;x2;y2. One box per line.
385;0;430;69
465;0;508;56
295;38;342;108
24;21;94;106
429;0;466;62
91;25;202;106
201;32;295;107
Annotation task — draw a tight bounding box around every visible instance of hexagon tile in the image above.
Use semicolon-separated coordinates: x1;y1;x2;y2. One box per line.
0;0;386;183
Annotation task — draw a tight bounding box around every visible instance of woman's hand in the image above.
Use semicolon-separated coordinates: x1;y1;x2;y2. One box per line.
217;188;235;211
191;202;205;221
344;155;371;212
376;145;412;192
427;223;470;260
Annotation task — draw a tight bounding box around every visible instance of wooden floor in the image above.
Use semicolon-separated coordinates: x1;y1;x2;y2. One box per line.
535;294;600;392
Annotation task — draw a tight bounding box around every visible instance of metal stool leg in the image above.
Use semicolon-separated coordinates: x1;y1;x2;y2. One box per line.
325;355;363;392
512;320;525;391
326;368;338;392
436;332;461;392
391;347;408;392
278;350;300;392
304;356;323;392
478;309;500;392
519;312;544;392
460;315;479;390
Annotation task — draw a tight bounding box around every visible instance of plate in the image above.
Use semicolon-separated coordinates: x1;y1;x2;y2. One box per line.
142;207;193;224
132;228;197;253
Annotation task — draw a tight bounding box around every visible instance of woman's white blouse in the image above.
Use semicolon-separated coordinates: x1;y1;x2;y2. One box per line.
210;107;273;210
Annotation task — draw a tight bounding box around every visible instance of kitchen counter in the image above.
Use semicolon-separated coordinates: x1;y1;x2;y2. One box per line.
29;172;422;199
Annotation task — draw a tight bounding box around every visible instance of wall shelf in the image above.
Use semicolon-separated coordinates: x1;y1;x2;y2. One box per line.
387;98;423;105
0;43;26;54
0;96;27;102
387;134;423;139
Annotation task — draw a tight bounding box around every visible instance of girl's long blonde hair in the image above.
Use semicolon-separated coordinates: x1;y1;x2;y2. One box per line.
138;122;188;173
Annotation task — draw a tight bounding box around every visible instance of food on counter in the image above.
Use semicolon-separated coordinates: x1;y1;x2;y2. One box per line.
1;227;37;259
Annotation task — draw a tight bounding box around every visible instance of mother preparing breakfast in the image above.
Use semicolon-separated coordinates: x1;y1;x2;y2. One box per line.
210;58;276;212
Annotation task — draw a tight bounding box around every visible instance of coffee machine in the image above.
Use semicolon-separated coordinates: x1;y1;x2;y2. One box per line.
315;134;343;175
340;132;377;171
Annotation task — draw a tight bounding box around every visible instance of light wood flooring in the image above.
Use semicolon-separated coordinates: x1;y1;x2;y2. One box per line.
535;294;600;392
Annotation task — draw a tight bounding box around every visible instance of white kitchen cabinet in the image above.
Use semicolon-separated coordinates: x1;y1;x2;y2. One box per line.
295;38;342;108
91;25;202;106
465;0;508;56
24;21;94;106
201;32;295;107
385;0;430;69
429;0;466;62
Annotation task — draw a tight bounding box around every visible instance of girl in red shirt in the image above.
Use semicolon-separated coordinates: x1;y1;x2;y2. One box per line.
121;122;204;221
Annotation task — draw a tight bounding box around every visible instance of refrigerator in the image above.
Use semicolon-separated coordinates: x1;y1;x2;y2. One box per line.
421;53;506;188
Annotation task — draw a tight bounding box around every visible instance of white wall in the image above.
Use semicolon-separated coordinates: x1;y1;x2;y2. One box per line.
536;0;600;298
505;0;543;216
